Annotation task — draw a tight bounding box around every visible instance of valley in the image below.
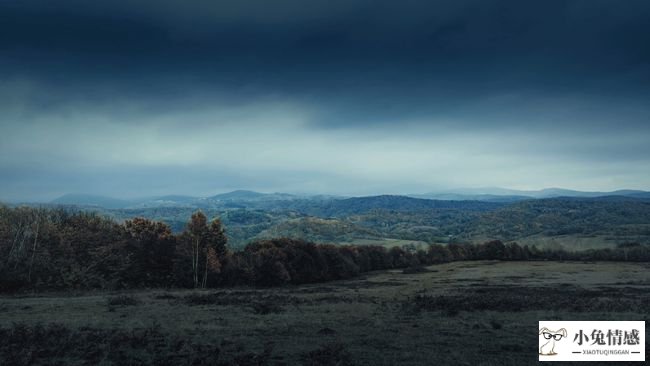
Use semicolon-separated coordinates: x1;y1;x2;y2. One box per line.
43;192;650;250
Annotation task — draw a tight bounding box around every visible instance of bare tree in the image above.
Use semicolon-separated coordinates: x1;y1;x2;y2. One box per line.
202;219;227;288
187;211;208;288
185;212;228;289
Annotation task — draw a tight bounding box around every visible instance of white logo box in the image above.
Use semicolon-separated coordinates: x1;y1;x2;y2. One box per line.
539;321;645;362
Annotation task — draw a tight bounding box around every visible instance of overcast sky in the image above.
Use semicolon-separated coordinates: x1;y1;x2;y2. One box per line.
1;0;649;201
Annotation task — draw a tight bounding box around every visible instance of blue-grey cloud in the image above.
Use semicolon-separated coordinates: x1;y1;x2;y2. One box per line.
1;0;649;200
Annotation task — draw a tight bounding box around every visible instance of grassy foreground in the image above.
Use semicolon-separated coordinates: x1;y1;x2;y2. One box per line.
1;261;648;365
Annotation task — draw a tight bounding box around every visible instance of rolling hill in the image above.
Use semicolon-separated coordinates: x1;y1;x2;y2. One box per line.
38;189;650;249
417;187;650;200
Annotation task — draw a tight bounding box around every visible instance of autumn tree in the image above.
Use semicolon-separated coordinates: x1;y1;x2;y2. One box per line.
427;244;452;263
247;242;291;286
56;212;125;289
0;206;49;289
187;211;208;288
123;218;175;286
502;242;521;260
478;240;506;260
447;243;469;261
184;211;228;288
202;218;227;288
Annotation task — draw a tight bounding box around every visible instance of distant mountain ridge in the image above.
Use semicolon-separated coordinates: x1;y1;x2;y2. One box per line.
206;190;298;202
47;188;650;209
412;188;650;201
50;194;132;209
40;189;650;249
302;195;502;217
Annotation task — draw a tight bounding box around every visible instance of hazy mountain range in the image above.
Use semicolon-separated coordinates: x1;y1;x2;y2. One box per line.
410;188;650;202
49;190;311;209
8;188;643;250
43;188;650;210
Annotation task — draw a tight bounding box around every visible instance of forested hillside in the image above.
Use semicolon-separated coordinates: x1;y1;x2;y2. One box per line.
461;198;650;248
7;195;650;249
2;204;650;293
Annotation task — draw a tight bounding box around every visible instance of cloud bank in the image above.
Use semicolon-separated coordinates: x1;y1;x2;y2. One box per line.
1;0;649;200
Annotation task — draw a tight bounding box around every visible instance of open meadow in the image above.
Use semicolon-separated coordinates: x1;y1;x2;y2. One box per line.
3;1;650;364
1;260;648;365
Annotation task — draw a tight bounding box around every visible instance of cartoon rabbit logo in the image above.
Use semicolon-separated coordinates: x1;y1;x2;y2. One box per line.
539;327;567;356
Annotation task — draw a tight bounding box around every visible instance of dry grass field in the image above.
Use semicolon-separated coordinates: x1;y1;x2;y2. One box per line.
1;261;648;365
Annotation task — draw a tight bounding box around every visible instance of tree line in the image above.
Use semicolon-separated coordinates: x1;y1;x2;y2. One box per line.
0;206;648;292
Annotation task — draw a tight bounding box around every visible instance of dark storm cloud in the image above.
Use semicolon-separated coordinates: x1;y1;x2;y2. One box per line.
1;0;649;199
1;1;648;140
3;1;649;101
